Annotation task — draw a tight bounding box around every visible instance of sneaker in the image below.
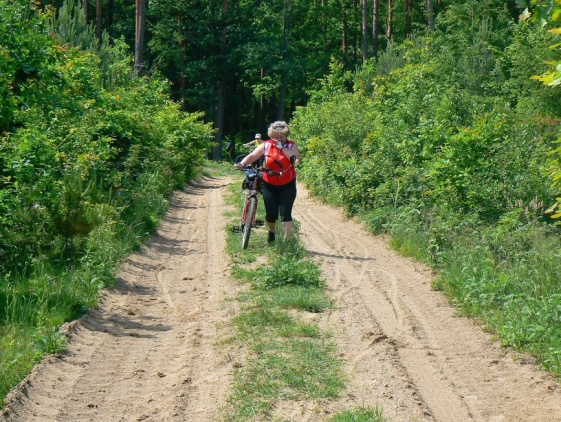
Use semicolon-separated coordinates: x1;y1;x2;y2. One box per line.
267;231;275;243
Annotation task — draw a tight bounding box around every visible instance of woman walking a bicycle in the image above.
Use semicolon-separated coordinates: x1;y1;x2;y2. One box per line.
235;121;300;243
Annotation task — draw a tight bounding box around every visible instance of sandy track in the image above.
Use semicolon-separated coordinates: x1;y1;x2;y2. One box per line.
294;184;561;421
2;176;237;422
2;176;561;421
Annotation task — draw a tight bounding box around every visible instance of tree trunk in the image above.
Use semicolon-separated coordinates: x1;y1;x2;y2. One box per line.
386;0;393;42
342;2;348;60
107;0;113;35
260;68;265;127
134;0;146;75
178;14;187;111
353;0;359;64
405;0;412;38
372;0;380;59
361;0;368;62
278;72;286;120
277;0;290;120
322;0;327;52
427;0;435;30
212;0;228;161
96;0;102;39
82;0;88;21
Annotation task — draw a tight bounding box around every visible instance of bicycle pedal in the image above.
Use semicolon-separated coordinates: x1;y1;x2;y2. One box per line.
255;219;264;227
231;226;242;233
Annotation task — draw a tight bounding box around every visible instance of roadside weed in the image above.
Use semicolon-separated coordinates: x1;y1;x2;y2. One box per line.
329;406;385;421
258;286;332;313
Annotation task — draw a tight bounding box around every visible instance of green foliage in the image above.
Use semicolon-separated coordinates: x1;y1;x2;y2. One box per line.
329;407;385;422
0;0;213;273
295;13;557;225
0;0;55;132
292;1;561;378
520;0;561;221
435;1;514;95
0;0;213;405
502;20;561;114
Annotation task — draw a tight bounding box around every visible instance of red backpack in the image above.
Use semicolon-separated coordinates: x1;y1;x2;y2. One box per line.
262;140;296;186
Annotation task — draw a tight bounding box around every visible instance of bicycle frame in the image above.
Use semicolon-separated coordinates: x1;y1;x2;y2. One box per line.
233;164;282;249
236;165;264;249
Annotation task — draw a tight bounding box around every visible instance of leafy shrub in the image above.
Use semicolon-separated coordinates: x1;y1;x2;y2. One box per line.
292;2;561;377
0;0;213;404
253;254;323;289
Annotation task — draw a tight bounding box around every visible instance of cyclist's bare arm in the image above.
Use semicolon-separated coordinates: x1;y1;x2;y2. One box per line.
290;143;301;164
243;139;258;148
243;133;261;148
234;143;265;169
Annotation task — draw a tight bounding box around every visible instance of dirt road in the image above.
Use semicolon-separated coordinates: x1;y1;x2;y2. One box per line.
3;175;561;421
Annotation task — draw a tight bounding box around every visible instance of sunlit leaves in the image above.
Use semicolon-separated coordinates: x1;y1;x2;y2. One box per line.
523;0;561;219
520;8;533;21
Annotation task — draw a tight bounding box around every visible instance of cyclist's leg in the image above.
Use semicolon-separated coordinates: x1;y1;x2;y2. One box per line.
278;179;297;239
262;182;279;235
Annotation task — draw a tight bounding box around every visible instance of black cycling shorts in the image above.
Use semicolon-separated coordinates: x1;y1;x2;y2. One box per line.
262;179;297;223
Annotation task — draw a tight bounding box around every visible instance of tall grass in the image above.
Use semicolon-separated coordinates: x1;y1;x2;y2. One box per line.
0;167;189;405
388;209;561;377
330;407;384;422
437;222;561;374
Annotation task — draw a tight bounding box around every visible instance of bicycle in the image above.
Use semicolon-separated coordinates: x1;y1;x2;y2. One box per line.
232;164;279;249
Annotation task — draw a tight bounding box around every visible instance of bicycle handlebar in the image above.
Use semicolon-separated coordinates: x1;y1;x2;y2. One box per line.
235;163;282;177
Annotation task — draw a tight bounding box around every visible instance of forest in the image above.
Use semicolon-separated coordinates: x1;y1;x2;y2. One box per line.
2;0;561;408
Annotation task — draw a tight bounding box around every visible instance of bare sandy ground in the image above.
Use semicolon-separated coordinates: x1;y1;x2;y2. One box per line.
2;175;561;421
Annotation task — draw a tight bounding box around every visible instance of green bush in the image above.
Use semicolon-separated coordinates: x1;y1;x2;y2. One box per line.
0;0;213;404
292;4;561;378
253;254;323;289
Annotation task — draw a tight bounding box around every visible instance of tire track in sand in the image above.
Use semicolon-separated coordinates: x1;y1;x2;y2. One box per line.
4;177;561;422
293;183;561;422
2;176;236;422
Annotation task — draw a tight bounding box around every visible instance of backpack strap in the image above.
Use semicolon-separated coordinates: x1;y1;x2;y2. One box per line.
263;140;287;173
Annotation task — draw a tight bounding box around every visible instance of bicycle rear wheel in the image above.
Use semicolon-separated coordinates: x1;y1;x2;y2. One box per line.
242;197;257;249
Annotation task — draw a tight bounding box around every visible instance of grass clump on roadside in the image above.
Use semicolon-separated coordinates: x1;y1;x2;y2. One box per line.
435;220;561;375
256;285;332;313
329;406;384;422
387;208;561;377
0;223;131;402
252;246;324;290
0;160;216;406
0;325;66;400
0;184;171;402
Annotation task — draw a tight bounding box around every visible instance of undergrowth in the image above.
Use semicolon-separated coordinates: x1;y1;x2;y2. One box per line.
0;163;215;406
386;208;561;377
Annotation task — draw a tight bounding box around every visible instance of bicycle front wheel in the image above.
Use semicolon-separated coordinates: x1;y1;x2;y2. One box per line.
241;197;257;249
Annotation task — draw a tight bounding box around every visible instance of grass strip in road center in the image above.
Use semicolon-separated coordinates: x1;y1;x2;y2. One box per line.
222;165;384;421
